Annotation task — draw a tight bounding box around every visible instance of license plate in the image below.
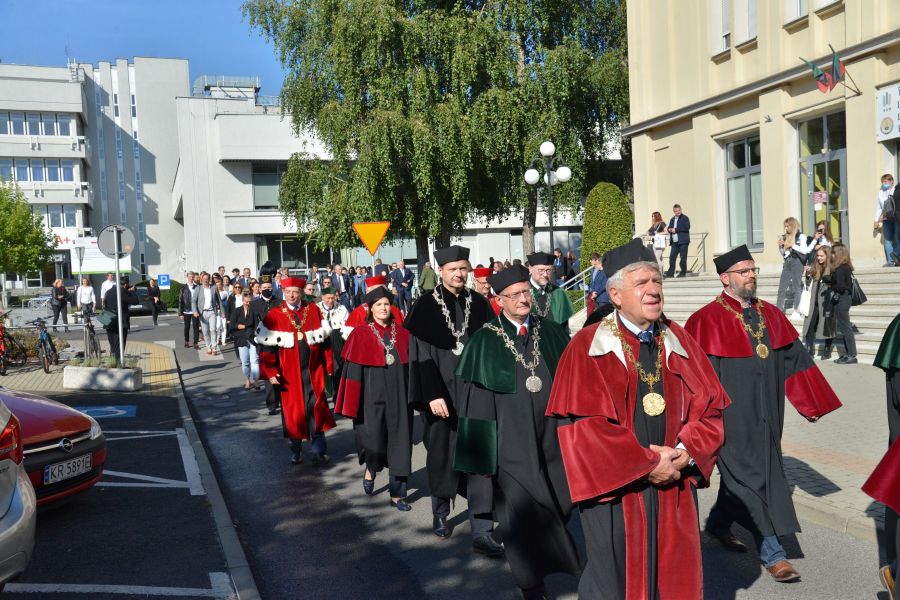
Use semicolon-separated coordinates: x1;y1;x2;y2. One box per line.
43;454;92;485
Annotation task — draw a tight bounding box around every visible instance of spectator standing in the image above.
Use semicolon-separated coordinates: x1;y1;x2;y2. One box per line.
373;258;389;277
250;281;261;299
272;273;283;301
193;273;221;356
876;173;900;266
391;260;415;314
99;272;116;303
231;268;241;284
418;261;437;292
102;276;139;365
776;217;813;320
646;211;667;273
216;279;232;345
50;279;70;333
552;248;568;286
801;246;836;359
353;266;367;305
76;278;96;318
333;264;352;310
179;271;200;348
147;278;161;327
665;204;691;278
586;253;608;316
824;244;857;364
230;291;259;390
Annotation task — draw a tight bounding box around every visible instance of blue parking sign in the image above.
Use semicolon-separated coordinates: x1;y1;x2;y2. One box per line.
158;274;171;289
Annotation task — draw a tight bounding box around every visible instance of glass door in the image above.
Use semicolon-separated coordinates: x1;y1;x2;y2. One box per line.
803;154;847;244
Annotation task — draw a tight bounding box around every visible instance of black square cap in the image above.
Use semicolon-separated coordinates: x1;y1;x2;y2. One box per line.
714;245;753;274
433;245;470;266
364;286;393;305
526;251;554;266
488;264;529;294
602;238;658;278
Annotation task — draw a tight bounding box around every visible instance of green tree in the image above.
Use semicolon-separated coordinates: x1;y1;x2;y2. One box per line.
244;0;628;266
581;181;633;262
0;185;55;305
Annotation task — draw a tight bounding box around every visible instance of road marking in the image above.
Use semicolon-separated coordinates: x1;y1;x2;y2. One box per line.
74;405;136;419
107;432;177;442
99;470;192;490
6;572;236;598
177;427;206;495
197;349;224;362
96;429;204;495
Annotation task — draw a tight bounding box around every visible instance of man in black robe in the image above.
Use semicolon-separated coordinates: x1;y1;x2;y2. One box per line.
455;265;581;600
406;245;502;556
685;245;842;582
527;252;574;329
250;278;282;415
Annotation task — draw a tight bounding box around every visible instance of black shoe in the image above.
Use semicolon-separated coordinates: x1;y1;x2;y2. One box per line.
432;516;452;539
312;453;330;466
290;441;303;465
704;527;748;553
818;344;833;360
472;534;505;557
184;342;191;348
892;251;900;266
390;498;412;511
267;407;281;416
835;355;858;364
363;475;375;496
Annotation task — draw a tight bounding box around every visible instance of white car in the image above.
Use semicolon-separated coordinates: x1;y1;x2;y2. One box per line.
0;399;36;589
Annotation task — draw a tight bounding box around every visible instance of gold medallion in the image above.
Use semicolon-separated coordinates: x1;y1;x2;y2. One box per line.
756;343;769;359
642;392;666;416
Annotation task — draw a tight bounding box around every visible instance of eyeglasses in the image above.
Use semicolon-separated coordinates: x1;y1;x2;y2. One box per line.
726;267;760;277
499;289;533;300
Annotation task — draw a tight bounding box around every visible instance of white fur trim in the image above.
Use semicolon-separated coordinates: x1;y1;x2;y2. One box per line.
255;322;295;349
340;325;355;340
305;327;327;345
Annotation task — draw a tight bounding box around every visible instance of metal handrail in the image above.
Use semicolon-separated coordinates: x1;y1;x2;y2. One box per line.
641;230;710;275
560;266;592;312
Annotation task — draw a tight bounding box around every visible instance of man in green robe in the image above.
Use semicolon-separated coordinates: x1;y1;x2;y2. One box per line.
455;264;581;600
527;252;574;328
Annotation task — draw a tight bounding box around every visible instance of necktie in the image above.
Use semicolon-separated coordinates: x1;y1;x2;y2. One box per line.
518;325;527;338
637;330;654;344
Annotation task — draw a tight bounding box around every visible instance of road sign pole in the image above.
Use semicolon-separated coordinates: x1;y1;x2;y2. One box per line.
114;227;125;366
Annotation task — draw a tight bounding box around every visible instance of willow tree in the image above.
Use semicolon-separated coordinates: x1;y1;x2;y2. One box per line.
243;0;628;265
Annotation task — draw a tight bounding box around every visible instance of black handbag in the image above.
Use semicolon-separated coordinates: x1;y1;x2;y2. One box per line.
850;276;867;307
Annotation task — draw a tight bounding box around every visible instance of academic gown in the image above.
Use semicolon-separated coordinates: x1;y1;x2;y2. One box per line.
530;282;574;327
546;315;728;600
685;293;841;538
334;321;413;477
406;286;495;506
455;316;581;590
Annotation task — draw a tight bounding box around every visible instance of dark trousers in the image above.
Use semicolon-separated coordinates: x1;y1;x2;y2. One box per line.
666;242;689;276
52;304;69;330
183;313;199;344
833;293;856;357
106;327;129;365
264;380;279;411
395;287;412;313
150;300;159;325
432;475;494;539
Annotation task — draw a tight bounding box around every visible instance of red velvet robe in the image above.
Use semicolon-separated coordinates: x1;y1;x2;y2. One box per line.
863;438;900;513
546;316;728;600
342;303;404;338
489;295;501;316
257;301;336;440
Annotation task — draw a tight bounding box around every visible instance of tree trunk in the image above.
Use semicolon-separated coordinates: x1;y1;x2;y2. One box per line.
415;233;430;273
522;187;538;257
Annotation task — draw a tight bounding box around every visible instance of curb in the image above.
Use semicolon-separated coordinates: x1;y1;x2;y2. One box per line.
165;345;262;600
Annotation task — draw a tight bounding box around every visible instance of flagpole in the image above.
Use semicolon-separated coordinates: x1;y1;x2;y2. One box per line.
842;71;862;97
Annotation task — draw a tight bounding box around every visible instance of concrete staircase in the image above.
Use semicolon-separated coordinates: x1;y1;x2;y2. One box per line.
570;268;900;364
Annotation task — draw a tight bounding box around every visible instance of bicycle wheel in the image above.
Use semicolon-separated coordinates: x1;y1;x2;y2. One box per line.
1;333;26;367
0;355;6;376
88;332;101;359
39;344;51;374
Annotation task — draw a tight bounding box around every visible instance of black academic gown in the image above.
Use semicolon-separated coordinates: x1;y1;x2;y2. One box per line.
341;339;412;477
460;321;581;590
707;308;804;538
407;286;494;509
577;331;668;600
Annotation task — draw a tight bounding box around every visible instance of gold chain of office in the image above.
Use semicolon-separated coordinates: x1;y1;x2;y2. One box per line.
603;319;668;416
716;296;769;359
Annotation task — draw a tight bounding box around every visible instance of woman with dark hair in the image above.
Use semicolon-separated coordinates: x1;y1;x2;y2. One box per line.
646;211;667;272
50;278;70;333
812;220;834;249
825;244;857;364
801;246;836;359
147;278;161;327
335;287;414;511
230;291;259;390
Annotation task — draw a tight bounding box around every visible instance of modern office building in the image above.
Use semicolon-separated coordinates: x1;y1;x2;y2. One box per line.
625;0;900;269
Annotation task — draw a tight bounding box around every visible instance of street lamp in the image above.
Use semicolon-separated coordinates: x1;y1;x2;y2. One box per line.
524;141;572;252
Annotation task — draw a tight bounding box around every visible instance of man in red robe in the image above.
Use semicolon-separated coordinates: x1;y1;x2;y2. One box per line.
546;238;728;599
685;245;841;582
472;267;501;315
256;276;336;465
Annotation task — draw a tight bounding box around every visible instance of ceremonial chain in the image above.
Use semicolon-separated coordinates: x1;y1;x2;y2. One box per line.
434;286;472;355
716;296;769;359
368;321;398;366
281;304;309;335
484;320;544;393
534;286;551;318
603;318;667;416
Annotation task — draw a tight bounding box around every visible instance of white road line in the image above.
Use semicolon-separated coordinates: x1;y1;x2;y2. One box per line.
107;432;177;442
97;482;190;489
6;572;236;598
176;427;206;495
103;430;175;434
101;470;191;487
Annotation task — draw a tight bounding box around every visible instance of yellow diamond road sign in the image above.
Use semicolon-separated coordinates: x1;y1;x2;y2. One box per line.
353;221;390;256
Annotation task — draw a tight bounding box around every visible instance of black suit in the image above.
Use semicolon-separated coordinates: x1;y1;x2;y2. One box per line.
666;213;691;277
249;295;282;411
390;268;415;312
180;283;200;344
332;273;352;309
103;285;139;365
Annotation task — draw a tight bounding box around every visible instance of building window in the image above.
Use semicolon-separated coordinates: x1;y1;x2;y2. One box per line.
46;160;60;182
42;114;57;136
10;113;24;135
722;0;731;50
799;111;846;157
0;113;8;135
0;159;12;182
15;160;29;182
58;115;71;136
252;162;286;209
30;160;44;182
784;0;808;21
725;136;763;248
131;95;137;118
48;205;63;228
61;159;74;182
63;205;77;227
115;130;123;159
26;113;41;136
113;94;120;118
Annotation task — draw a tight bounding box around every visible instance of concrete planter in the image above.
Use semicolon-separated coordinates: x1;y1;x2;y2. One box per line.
63;366;143;392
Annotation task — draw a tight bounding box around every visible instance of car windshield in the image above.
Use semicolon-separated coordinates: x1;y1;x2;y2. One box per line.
135;288;148;297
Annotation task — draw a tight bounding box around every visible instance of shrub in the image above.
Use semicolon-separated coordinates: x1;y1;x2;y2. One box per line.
159;280;183;310
581;182;634;263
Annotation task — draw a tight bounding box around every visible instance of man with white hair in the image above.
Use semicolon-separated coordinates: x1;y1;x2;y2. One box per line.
546;238;728;599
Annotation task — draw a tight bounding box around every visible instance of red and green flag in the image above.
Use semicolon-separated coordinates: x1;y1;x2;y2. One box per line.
828;44;846;90
801;57;833;93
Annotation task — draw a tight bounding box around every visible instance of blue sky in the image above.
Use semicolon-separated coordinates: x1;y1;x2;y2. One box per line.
0;0;285;95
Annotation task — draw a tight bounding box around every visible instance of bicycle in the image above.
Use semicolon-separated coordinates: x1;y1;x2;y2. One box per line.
83;312;102;359
31;317;58;374
0;313;27;376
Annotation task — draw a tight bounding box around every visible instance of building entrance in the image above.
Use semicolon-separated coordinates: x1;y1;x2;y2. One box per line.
799;111;848;245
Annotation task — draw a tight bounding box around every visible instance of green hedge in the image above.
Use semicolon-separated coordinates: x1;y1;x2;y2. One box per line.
581;182;634;262
159;280;182;310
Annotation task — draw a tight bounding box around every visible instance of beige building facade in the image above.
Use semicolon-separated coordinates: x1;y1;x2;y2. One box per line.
625;0;900;270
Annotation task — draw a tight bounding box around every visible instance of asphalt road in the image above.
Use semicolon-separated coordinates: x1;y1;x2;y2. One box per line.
127;313;890;600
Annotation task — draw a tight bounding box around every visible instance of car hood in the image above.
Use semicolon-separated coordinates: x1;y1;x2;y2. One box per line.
0;387;90;446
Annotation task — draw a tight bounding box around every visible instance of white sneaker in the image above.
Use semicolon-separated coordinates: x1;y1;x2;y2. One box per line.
789;311;804;323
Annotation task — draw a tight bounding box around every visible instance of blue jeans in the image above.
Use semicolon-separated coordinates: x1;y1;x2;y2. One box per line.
883;220;899;263
707;505;786;568
237;343;259;381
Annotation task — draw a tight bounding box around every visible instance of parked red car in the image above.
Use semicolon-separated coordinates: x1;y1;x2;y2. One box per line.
0;388;106;507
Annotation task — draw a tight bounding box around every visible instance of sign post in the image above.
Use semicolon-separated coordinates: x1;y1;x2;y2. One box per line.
157;274;171;290
352;221;390;270
98;225;135;365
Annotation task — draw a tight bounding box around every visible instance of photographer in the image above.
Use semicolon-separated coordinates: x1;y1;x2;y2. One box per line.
776;217;815;321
